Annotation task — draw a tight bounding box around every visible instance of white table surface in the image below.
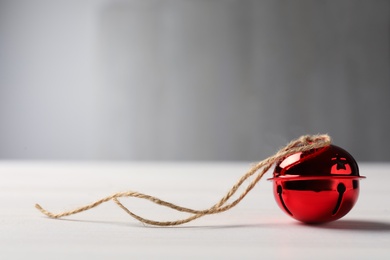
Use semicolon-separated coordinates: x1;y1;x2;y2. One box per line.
1;161;389;259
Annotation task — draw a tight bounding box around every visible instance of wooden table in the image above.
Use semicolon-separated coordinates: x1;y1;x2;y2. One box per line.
1;161;389;259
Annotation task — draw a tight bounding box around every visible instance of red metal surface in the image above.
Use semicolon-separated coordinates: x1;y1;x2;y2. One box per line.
269;145;364;224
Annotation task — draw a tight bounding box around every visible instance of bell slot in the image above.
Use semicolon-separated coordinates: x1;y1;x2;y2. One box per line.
277;185;292;216
332;183;346;215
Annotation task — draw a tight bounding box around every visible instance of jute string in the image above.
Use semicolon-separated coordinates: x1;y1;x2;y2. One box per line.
35;134;331;226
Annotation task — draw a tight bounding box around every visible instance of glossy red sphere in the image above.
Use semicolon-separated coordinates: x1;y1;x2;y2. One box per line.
269;145;364;224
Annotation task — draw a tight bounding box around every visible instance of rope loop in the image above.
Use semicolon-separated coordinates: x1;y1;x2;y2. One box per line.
35;134;331;226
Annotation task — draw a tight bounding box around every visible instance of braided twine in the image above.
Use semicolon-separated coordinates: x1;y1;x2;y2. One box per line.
35;134;331;226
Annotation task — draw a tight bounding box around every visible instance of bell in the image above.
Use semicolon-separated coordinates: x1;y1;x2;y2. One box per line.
269;145;365;223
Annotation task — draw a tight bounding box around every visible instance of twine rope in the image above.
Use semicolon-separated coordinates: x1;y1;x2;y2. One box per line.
35;134;331;226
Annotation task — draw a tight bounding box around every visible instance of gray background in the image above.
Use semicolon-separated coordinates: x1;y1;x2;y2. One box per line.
0;0;389;161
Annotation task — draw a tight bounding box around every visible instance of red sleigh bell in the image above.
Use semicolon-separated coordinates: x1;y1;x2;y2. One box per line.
269;145;365;224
